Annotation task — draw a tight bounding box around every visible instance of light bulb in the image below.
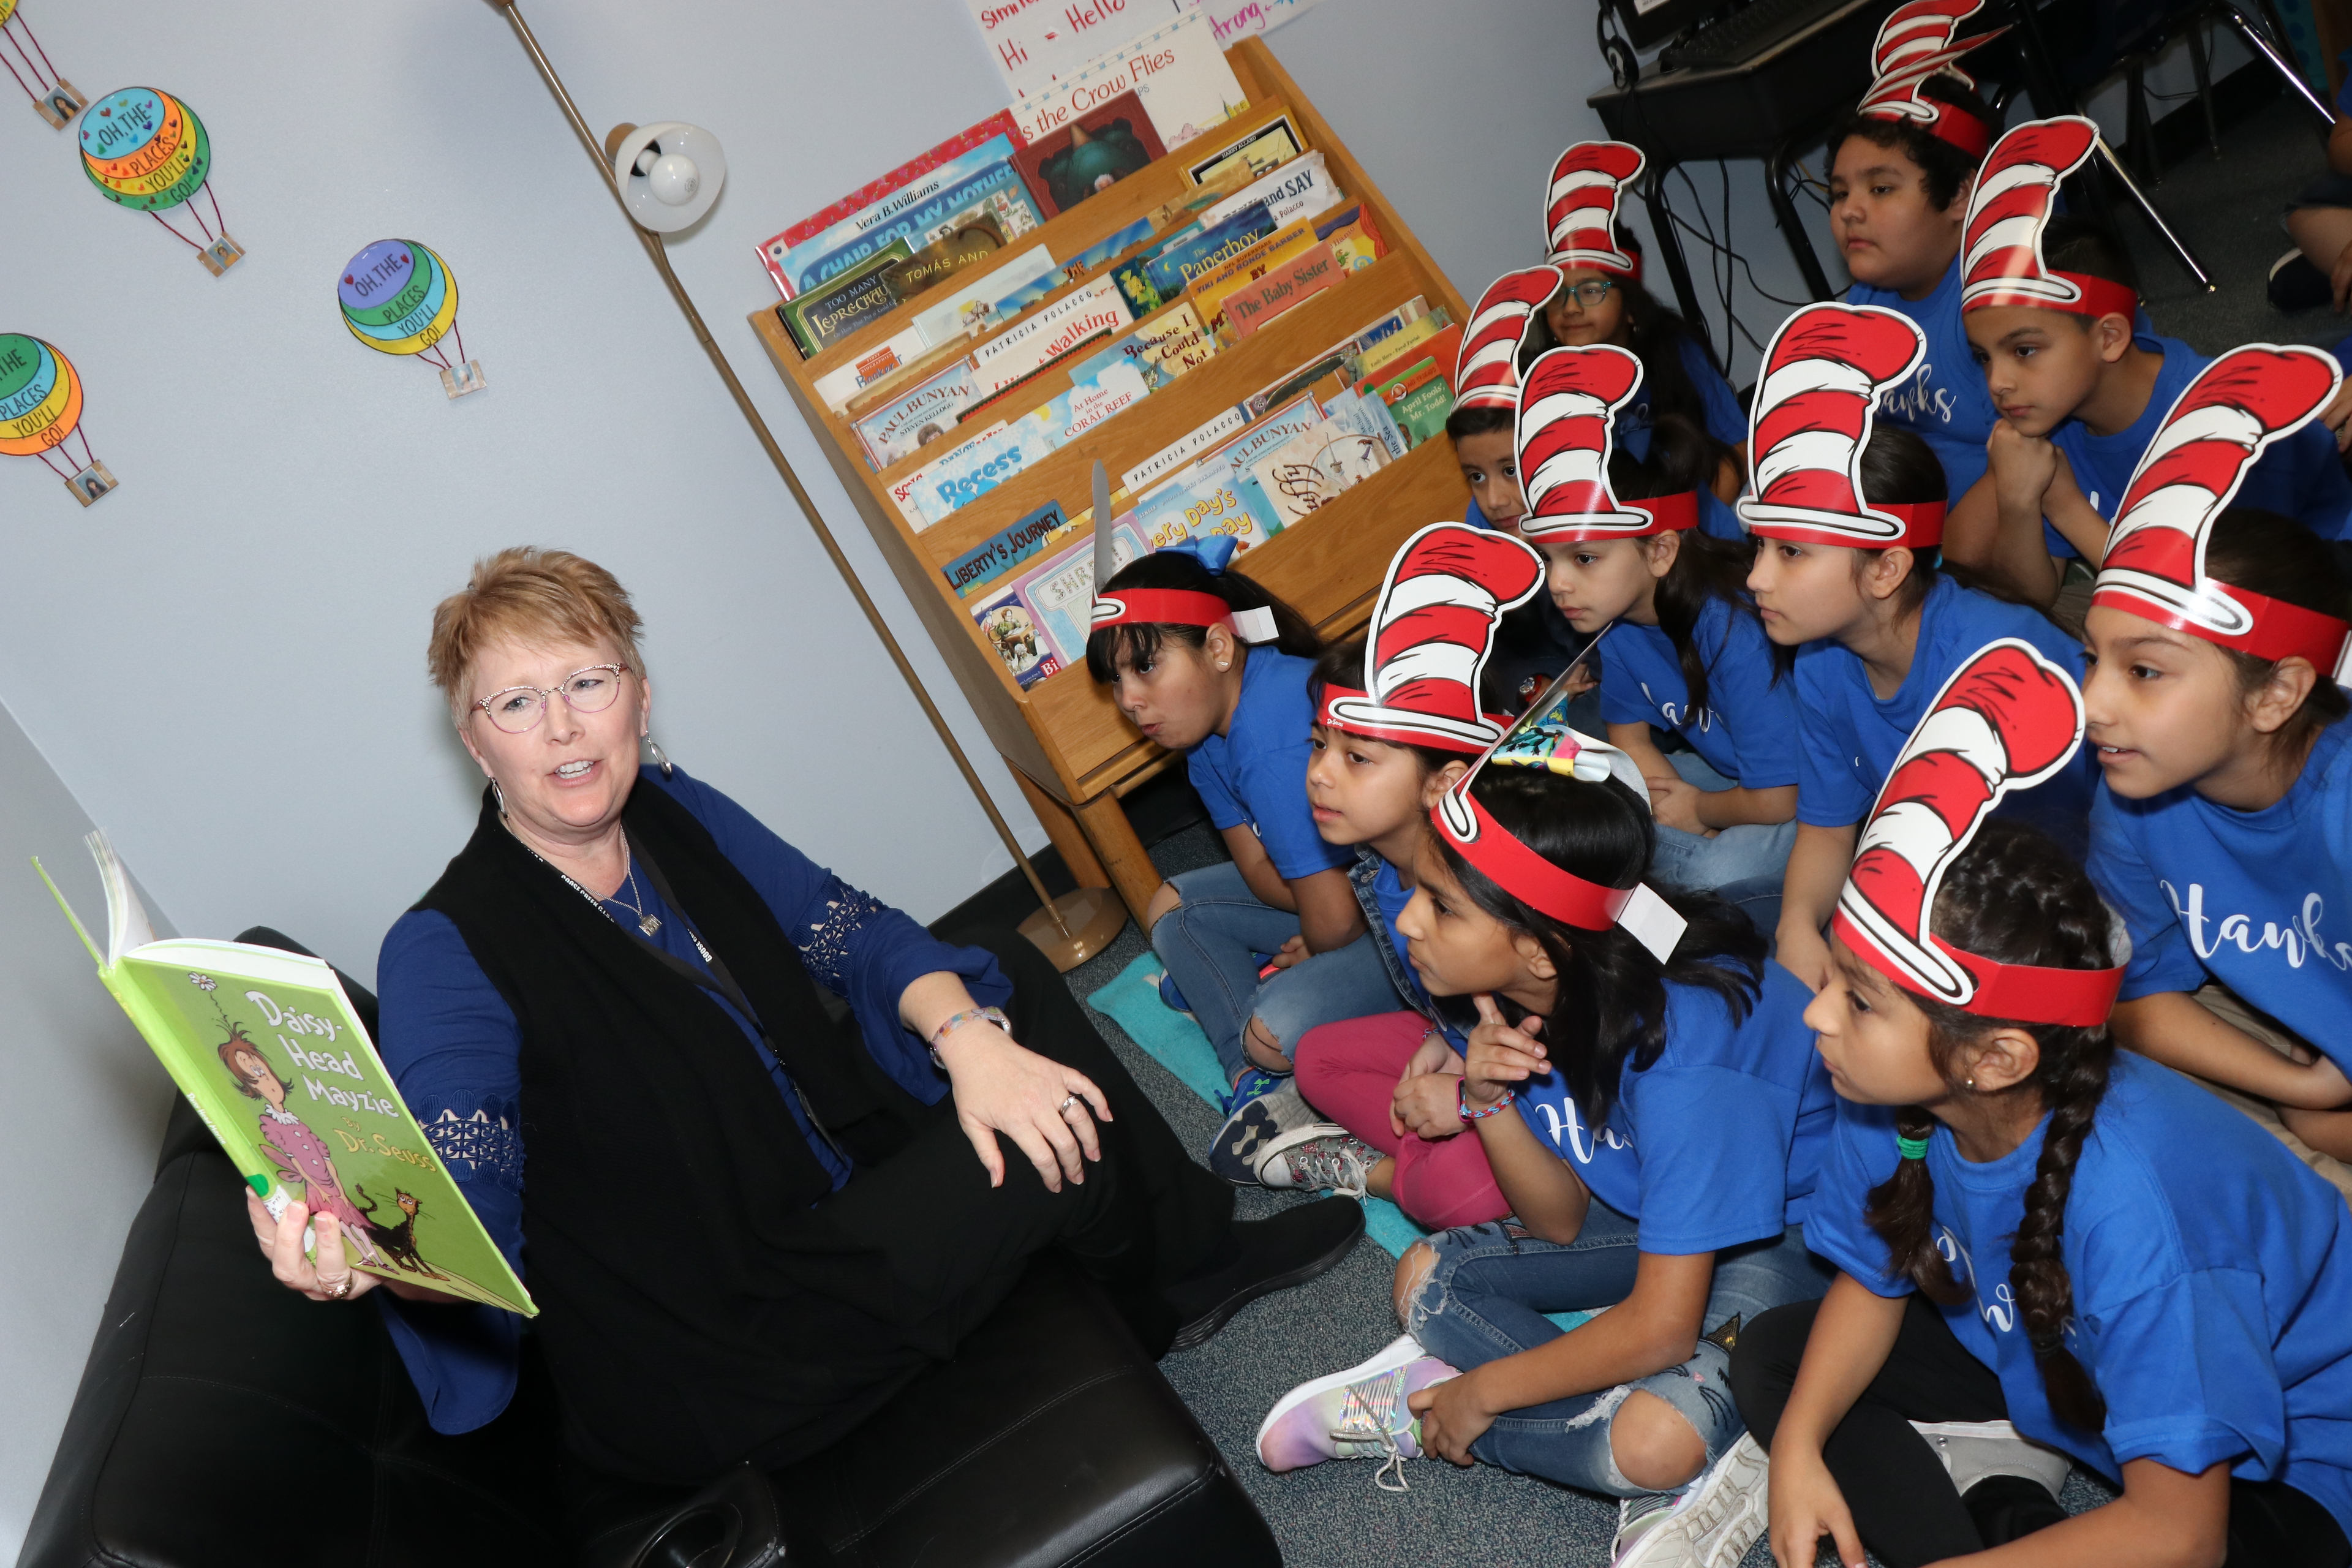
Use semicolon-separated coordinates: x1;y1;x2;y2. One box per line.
647;152;700;206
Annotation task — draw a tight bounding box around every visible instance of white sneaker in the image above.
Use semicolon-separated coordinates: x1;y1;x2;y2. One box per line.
1910;1419;2073;1499
1611;1433;1771;1567
1256;1333;1460;1491
1254;1126;1380;1196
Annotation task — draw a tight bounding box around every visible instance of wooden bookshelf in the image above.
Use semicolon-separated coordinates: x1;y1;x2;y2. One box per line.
752;37;1470;922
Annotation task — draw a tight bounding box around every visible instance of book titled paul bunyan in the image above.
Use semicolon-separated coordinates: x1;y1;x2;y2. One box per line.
40;834;533;1316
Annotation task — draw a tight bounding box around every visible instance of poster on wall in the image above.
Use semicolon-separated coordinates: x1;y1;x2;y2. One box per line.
79;86;245;275
0;0;86;127
339;241;486;399
1182;0;1324;46
1;333;117;507
963;0;1181;100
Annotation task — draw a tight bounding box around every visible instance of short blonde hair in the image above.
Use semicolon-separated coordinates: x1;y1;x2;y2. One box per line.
428;547;643;715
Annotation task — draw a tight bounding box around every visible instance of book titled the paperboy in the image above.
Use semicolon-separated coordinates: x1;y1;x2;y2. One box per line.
40;833;534;1316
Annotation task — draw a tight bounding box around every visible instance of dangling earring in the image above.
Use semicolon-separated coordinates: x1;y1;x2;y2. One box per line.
490;777;507;816
646;737;674;778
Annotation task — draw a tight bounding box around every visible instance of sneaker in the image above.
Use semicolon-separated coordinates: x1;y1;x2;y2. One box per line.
2271;247;2334;312
1156;970;1194;1020
1220;1065;1286;1117
1209;1081;1328;1183
1910;1419;2073;1499
1256;1126;1381;1196
1166;1195;1365;1351
1256;1333;1459;1490
1611;1433;1771;1568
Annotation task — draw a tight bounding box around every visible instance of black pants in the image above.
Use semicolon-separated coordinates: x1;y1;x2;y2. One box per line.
733;927;1235;1473
1730;1297;2351;1568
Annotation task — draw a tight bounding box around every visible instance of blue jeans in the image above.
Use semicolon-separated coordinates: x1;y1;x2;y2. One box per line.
1648;753;1798;899
1405;1208;1833;1497
1151;861;1402;1082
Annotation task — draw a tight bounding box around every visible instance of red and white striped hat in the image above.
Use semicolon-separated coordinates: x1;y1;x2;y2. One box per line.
1515;345;1701;541
1321;522;1545;753
1856;0;2007;159
1545;142;1645;279
1738;303;1943;548
1834;638;2122;1026
2092;344;2352;678
1959;118;2136;321
1455;266;1564;412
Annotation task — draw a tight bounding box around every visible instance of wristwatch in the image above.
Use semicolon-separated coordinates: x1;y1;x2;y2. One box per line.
928;1005;1012;1068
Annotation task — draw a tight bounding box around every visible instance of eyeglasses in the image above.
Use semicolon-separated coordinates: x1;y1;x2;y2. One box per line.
1554;280;1616;311
471;664;632;734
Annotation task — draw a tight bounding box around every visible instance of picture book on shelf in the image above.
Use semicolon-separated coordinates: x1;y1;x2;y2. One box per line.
1131;202;1284;310
1126;404;1251;492
1011;519;1150;665
909;244;1061;348
975;594;1058;688
39;833;535;1317
1135;461;1273;554
780;238;915;357
815;325;937;413
758;110;1022;297
1010;90;1166;218
1010;11;1246;153
1184;115;1302;187
944;497;1079;597
989;217;1156;320
766;137;1043;301
853;358;981;470
1202;150;1340;231
1070;301;1215;391
1226;241;1341;339
881;218;1009;304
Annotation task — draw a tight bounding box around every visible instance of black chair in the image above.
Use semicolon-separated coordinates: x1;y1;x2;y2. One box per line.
19;932;1280;1568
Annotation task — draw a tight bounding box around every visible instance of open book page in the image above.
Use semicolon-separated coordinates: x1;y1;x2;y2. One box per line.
37;833;535;1316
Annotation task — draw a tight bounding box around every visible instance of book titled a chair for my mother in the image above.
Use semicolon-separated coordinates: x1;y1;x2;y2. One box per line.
40;832;533;1315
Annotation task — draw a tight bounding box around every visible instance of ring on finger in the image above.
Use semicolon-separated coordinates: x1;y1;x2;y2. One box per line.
1057;1092;1080;1115
321;1275;354;1302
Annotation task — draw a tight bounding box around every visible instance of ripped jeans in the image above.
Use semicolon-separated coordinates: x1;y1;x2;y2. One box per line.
1405;1208;1832;1497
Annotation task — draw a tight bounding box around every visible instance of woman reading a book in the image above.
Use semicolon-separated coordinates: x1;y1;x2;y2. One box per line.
246;546;1362;1487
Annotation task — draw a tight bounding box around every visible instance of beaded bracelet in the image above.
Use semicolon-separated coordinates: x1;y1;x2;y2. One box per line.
1459;1080;1517;1121
928;1005;1011;1067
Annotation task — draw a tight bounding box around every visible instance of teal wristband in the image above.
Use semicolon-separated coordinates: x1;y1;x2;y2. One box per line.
1896;1133;1931;1161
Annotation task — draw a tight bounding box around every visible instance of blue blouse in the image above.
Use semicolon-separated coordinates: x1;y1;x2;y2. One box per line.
372;765;1008;1434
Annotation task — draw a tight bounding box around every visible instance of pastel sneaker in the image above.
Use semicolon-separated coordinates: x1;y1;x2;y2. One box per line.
1256;1334;1458;1491
1156;970;1194;1020
1256;1127;1381;1197
1210;1081;1327;1183
1611;1433;1771;1568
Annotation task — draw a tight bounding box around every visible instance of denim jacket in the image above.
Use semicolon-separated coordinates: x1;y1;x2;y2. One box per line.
1349;846;1463;1048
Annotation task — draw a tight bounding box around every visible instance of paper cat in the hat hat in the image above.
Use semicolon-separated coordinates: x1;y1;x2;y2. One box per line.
1455;266;1564;413
1545;141;1645;278
1738;302;1945;548
1322;522;1545;753
1515;344;1703;541
2092;344;2352;680
1835;637;2125;1024
1855;0;2008;160
1959;116;2137;323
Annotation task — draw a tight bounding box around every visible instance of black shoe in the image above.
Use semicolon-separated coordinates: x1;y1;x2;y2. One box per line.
1963;1474;2068;1547
2271;248;2334;312
1162;1197;1364;1351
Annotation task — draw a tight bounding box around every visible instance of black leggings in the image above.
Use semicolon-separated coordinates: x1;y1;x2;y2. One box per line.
1730;1296;2351;1568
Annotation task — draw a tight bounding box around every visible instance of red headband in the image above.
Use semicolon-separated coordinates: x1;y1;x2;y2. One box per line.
1922;104;1995;160
2092;581;2352;674
1088;588;1281;643
1432;790;1635;932
1746;500;1947;549
1831;908;2125;1027
1317;685;1504;755
1964;272;2139;323
1521;490;1702;543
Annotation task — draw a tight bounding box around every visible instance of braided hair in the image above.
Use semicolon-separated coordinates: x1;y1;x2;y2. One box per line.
1431;765;1763;1124
1861;820;2122;1432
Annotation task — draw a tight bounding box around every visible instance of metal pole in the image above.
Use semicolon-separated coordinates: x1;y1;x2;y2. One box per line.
489;0;1077;940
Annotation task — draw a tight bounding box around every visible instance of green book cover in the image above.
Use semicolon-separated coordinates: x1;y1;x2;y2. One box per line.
779;238;915;358
39;832;535;1316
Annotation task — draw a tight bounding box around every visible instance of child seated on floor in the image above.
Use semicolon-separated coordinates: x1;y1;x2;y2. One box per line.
1260;719;1831;1568
1741;303;2092;991
1512;344;1799;908
1948;119;2352;611
2080;345;2352;1208
1730;648;2352;1568
1085;542;1393;1137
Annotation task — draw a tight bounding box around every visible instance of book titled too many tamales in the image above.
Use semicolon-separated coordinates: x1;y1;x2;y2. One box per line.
40;832;534;1316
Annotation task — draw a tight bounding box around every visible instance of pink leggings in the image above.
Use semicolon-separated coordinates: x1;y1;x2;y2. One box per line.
1293;1011;1509;1231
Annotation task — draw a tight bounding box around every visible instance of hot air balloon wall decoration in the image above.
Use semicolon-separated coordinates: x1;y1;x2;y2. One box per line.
0;0;83;128
339;240;484;399
1;334;115;507
79;86;243;276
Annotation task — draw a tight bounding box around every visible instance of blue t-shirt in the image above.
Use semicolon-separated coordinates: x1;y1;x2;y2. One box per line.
1793;575;2092;838
1188;646;1353;881
1849;258;2002;503
1598;597;1800;786
2089;719;2352;1066
1807;1054;2352;1533
1616;334;1749;454
2049;334;2352;556
1510;960;1834;1253
372;766;1006;1435
1369;854;1469;1050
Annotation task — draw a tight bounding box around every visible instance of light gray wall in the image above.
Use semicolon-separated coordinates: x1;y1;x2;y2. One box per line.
0;701;176;1560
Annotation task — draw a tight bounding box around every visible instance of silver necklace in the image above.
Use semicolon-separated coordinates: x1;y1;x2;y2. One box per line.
607;865;662;937
505;818;702;954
